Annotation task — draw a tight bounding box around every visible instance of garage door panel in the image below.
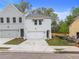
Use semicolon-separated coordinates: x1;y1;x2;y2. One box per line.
0;30;19;38
27;32;44;39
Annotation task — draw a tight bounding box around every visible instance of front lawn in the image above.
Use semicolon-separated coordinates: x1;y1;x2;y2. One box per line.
46;37;75;46
0;47;10;49
5;38;26;45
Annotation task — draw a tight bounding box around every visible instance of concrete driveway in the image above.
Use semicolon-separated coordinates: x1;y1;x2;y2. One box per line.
10;40;54;52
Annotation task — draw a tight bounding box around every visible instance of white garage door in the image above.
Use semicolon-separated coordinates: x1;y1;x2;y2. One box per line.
27;32;45;39
0;30;19;38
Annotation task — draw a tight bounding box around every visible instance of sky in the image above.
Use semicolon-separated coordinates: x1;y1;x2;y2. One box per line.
0;0;79;20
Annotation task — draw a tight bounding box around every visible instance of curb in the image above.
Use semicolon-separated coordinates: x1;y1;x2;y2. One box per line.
55;51;79;54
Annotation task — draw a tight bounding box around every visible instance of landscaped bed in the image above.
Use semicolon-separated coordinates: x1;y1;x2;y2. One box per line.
46;37;75;46
4;38;26;45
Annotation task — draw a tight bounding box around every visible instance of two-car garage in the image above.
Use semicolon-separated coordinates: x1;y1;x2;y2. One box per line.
0;29;19;38
27;31;45;39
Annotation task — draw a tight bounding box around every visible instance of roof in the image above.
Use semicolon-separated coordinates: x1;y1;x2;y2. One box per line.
26;13;51;19
69;16;79;27
2;4;24;15
10;4;23;14
74;16;79;20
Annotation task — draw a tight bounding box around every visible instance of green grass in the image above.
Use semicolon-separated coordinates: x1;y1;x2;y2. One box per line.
0;47;10;49
5;38;26;45
0;47;10;51
54;48;64;51
46;37;75;46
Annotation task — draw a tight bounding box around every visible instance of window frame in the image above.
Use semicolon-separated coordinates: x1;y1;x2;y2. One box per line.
7;17;10;23
13;17;16;23
19;17;22;23
39;19;43;25
0;17;4;23
33;20;37;25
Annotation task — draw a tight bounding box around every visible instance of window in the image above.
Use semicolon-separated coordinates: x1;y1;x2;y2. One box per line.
0;17;4;23
7;17;10;23
34;20;37;25
13;17;16;23
19;17;22;23
39;19;43;25
33;19;43;25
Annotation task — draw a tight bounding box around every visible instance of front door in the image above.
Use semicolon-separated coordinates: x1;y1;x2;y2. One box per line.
47;30;49;38
20;29;24;38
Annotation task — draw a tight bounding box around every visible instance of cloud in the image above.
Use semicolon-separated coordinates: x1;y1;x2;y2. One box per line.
55;9;71;20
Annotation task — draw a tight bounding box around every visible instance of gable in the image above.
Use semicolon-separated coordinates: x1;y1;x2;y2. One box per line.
0;4;23;17
69;17;79;29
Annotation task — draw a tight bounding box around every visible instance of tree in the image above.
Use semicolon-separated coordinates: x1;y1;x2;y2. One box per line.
65;7;79;26
66;7;79;26
66;15;75;25
32;8;54;16
58;15;74;34
58;7;79;34
72;7;79;17
32;7;59;33
59;21;69;34
51;13;59;33
15;0;32;13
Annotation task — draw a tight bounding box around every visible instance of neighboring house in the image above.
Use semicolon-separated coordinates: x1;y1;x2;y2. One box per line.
0;4;51;40
69;16;79;39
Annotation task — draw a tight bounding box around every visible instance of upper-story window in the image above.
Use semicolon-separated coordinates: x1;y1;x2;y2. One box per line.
7;17;10;23
0;17;4;23
13;17;16;23
39;19;43;25
19;17;22;23
33;19;43;25
33;20;37;25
